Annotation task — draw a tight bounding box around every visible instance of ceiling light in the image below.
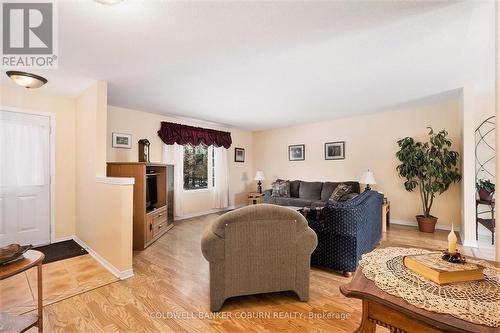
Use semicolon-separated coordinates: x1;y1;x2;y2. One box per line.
95;0;123;4
6;71;48;89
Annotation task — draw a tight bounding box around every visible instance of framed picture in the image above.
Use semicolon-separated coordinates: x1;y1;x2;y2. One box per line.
325;141;345;160
112;132;132;149
234;147;245;162
288;144;305;161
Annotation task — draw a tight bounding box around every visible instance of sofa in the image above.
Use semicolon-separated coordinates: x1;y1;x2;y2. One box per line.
303;190;383;275
263;180;360;208
201;204;318;311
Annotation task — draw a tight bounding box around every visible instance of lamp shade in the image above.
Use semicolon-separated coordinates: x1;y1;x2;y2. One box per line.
7;71;47;89
360;170;376;185
254;171;265;181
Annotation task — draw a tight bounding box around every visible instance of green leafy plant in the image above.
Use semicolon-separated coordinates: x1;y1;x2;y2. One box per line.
396;127;461;218
476;179;495;194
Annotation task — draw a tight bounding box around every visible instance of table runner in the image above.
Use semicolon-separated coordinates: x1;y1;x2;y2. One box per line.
359;247;500;327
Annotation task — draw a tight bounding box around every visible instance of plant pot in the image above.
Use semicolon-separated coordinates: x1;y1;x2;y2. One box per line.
416;215;438;233
478;189;493;202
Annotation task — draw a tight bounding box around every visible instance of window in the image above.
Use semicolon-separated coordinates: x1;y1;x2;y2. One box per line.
183;145;212;190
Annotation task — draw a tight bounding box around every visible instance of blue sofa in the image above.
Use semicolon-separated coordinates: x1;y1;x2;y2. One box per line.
304;191;383;275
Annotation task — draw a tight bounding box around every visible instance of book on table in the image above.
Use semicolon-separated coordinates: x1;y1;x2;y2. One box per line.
403;253;484;285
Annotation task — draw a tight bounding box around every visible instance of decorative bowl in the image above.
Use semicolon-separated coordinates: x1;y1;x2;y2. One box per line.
0;244;33;265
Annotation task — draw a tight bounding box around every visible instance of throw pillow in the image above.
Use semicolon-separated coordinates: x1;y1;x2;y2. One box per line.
329;183;352;201
271;180;291;197
271;181;281;197
279;181;291;197
339;193;358;202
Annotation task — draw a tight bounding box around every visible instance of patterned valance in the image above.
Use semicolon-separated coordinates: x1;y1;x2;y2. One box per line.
157;122;232;149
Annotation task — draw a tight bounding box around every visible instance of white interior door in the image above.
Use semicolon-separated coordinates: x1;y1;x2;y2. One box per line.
0;110;51;246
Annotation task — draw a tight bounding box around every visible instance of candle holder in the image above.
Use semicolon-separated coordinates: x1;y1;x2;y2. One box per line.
441;250;466;264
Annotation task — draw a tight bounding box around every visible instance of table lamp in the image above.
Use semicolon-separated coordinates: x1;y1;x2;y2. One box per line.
254;171;265;194
360;169;376;191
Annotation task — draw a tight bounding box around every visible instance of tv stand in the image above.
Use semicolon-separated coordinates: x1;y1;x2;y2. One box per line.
107;162;174;250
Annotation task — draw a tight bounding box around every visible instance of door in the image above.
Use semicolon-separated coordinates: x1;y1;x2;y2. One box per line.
0;110;51;246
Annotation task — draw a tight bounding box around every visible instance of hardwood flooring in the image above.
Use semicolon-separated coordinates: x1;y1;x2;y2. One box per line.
19;214;485;332
0;254;118;315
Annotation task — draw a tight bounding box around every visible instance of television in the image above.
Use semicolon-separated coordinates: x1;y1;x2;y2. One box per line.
146;174;158;212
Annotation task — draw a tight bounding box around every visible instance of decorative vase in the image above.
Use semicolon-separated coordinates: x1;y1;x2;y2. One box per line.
416;215;438;233
478;188;493;202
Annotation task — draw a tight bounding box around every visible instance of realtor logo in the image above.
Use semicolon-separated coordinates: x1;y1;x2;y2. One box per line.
1;1;58;68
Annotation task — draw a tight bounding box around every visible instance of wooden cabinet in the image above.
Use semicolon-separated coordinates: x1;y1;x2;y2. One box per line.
107;162;174;250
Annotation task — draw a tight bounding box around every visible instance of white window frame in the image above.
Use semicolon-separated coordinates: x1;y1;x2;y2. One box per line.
182;145;213;193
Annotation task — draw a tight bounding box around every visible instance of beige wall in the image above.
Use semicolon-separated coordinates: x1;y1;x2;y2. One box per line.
461;89;496;246
0;84;76;240
75;83;133;273
253;100;462;229
496;1;499;260
107;105;254;216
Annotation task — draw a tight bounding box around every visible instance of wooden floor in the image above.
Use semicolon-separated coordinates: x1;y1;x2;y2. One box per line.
29;215;475;332
0;254;118;316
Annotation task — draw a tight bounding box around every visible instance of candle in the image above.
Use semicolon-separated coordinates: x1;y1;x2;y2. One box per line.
448;224;457;254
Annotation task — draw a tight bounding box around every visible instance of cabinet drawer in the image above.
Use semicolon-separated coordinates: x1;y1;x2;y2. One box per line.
149;206;166;219
152;213;167;227
152;221;167;238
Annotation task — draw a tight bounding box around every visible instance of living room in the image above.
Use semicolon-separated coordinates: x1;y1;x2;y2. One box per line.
0;1;499;332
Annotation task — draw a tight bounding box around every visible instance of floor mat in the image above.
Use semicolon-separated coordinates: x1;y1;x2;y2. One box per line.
34;240;88;264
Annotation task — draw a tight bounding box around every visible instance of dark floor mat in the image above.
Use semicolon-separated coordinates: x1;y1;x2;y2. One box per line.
34;240;88;264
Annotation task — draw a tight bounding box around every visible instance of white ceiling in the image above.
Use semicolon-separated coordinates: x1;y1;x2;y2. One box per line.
1;0;495;130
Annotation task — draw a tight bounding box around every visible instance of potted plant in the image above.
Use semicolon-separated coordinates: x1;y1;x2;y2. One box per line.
396;127;461;233
476;179;495;202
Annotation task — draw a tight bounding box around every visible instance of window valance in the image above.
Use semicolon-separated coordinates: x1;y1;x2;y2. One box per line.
157;121;232;149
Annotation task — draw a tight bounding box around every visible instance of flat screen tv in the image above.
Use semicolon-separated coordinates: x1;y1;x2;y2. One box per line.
146;174;158;212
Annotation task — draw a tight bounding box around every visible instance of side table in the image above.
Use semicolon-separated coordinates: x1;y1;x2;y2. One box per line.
248;192;264;205
382;201;390;232
0;250;44;333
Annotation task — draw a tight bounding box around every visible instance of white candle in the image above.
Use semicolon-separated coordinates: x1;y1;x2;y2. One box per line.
448;224;457;254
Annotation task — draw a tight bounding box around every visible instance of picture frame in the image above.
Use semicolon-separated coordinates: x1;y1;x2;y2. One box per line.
234;147;245;162
288;144;305;161
325;141;345;160
112;132;132;149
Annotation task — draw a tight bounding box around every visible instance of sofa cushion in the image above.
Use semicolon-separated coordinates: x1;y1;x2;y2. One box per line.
287;198;315;207
290;180;301;198
320;182;337;201
321;181;360;201
274;197;292;206
299;181;323;200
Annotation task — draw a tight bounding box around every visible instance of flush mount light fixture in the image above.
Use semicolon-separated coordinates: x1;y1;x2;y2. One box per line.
95;0;124;4
6;71;48;89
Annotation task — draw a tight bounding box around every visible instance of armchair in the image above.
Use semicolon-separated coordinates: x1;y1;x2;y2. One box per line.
201;204;317;311
307;191;383;275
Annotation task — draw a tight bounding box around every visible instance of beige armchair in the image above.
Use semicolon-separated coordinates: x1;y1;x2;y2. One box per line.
201;204;318;311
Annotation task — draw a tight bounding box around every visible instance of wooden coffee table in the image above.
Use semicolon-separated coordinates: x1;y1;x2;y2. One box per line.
340;257;499;333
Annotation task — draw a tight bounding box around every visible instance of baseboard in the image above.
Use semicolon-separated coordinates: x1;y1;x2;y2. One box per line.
73;237;134;280
53;236;74;243
175;204;245;221
390;219;461;232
